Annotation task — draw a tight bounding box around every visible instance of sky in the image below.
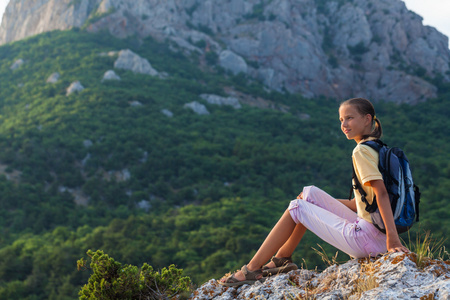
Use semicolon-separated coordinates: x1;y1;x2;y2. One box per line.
0;0;449;45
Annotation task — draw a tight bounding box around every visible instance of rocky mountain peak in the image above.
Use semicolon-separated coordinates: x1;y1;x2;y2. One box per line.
1;0;449;104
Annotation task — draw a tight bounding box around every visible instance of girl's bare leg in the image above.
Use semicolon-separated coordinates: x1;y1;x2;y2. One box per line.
221;209;298;282
264;223;307;268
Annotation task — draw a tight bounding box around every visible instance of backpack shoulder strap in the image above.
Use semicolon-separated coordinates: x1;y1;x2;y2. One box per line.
351;164;378;213
349;140;384;213
361;139;386;152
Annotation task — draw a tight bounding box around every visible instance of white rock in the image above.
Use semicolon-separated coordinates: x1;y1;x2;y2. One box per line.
129;101;142;107
10;59;24;70
184;101;210;115
200;94;241;109
219;50;248;75
161;109;174;117
137;200;151;212
191;253;450;300
102;70;121;81
46;72;60;83
83;140;93;148
66;81;84;96
114;49;158;76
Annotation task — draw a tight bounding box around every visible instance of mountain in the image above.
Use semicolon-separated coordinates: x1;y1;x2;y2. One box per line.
1;0;449;104
0;2;449;299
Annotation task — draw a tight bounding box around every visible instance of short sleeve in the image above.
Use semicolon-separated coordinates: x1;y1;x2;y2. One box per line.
352;144;382;186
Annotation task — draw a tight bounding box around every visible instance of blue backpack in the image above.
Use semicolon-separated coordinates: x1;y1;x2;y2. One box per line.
350;140;420;233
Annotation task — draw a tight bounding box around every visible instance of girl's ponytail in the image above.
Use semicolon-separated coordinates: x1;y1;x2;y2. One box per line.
371;116;382;140
340;97;383;140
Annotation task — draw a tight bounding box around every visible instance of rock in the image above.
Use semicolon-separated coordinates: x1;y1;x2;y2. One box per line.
200;94;241;109
46;72;60;83
66;81;84;95
81;153;91;167
83;139;93;148
117;169;130;181
129;101;142;107
191;253;450;300
219;50;248;75
114;49;158;76
161;109;174;117
137;200;151;212
184;101;210;115
102;70;121;81
10;59;24;70
105;169;131;182
58;186;89;206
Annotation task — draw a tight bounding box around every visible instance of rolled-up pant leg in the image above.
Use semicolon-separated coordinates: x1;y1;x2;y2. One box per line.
288;186;387;258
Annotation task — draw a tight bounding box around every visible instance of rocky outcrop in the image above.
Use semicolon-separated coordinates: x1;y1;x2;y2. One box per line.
219;50;248;76
114;49;158;76
10;58;24;70
46;72;60;83
184;101;210;115
101;70;120;81
1;0;449;104
66;80;84;95
191;252;450;300
200;94;241;109
161;109;174;118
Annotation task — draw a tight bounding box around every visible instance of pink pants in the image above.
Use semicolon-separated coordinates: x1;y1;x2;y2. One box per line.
288;186;387;258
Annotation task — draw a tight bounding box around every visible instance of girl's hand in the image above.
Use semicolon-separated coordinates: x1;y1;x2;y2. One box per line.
297;192;303;199
387;236;410;253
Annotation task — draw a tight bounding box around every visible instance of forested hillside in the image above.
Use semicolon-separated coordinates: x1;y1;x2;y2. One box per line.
0;29;448;299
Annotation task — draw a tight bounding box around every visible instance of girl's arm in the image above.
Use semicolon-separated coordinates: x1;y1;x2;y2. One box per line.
338;198;357;212
370;179;409;253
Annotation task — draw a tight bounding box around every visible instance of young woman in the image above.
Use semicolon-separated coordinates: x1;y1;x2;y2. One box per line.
219;97;409;287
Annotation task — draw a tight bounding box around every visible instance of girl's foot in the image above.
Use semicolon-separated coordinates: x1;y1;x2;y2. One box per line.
262;256;298;276
219;265;264;287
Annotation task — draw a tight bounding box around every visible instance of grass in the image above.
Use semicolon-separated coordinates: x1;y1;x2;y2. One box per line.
407;230;448;269
311;244;340;267
350;258;379;298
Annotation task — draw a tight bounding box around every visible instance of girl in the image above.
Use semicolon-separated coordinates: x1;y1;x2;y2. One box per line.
220;97;409;287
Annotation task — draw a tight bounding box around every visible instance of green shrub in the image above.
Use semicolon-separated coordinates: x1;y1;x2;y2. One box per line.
77;250;192;299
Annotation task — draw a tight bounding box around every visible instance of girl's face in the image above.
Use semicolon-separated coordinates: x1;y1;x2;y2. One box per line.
339;104;372;143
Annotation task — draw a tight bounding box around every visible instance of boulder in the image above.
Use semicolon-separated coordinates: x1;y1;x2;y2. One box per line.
184;101;210;115
114;49;158;76
46;72;60;83
129;101;142;107
219;50;248;75
102;70;121;81
83;139;93;148
200;94;241;109
10;59;24;70
161;109;174;117
66;81;84;96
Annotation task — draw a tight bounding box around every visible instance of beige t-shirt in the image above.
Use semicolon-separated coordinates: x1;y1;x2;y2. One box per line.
352;140;383;223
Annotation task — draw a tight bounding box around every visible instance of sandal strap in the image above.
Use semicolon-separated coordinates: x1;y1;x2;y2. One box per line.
241;265;262;280
271;256;293;267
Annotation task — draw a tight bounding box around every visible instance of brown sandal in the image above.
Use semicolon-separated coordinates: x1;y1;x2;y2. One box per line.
219;265;265;287
262;256;298;276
